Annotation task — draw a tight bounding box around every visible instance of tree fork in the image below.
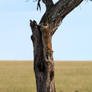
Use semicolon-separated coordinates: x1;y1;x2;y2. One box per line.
30;20;56;92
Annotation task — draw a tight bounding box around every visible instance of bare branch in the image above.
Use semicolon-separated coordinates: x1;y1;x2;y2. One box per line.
37;0;54;10
55;0;83;17
40;0;83;35
42;0;54;10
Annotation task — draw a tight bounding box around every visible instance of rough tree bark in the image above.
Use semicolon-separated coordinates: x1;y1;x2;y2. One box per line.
30;0;83;92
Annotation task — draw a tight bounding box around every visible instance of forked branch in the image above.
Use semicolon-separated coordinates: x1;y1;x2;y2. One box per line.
40;0;83;35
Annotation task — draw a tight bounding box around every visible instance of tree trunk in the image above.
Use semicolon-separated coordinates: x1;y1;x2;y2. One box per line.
30;20;56;92
30;0;83;92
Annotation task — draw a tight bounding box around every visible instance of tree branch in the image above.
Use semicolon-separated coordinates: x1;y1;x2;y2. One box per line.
40;0;83;35
37;0;54;10
42;0;54;10
55;0;83;18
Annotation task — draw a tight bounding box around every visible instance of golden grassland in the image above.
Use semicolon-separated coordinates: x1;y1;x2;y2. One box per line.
0;61;92;92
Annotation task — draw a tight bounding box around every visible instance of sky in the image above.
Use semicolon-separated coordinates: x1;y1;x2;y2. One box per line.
0;0;92;60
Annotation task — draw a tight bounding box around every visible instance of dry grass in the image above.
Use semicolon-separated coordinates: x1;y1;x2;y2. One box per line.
0;61;92;92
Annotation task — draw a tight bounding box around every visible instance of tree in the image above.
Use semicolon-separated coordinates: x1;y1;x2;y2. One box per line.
30;0;90;92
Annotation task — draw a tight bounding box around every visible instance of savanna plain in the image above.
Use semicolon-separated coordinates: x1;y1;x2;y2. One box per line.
0;61;92;92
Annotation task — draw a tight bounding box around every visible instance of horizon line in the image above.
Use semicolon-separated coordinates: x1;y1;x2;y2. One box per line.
0;60;92;62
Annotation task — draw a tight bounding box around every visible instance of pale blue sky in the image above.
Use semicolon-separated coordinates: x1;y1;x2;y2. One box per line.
0;0;92;60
